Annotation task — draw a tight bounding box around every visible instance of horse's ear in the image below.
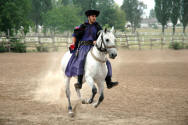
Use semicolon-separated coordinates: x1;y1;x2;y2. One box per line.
110;26;114;33
97;30;102;36
104;28;107;33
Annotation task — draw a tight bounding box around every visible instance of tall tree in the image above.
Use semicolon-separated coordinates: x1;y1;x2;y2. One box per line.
149;9;156;18
155;0;171;33
96;0;115;26
73;0;97;11
180;0;188;34
30;0;52;32
0;0;32;36
121;0;146;32
61;0;72;5
169;0;180;34
43;5;82;32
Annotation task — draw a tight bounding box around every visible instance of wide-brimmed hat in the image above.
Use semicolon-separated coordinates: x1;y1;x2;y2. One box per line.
85;10;100;17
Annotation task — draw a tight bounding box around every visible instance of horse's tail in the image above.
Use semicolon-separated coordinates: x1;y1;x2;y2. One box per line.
61;51;72;74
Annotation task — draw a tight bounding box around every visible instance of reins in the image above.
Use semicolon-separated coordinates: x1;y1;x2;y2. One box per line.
90;48;107;63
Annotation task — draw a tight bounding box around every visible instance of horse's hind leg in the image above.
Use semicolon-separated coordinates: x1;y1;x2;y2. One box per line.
93;82;104;108
84;76;97;104
64;76;74;117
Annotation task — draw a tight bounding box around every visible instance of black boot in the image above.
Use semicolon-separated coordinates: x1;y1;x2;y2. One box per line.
105;76;118;89
74;75;83;89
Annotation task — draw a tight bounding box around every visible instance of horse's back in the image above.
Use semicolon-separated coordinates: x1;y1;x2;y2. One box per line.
61;51;72;74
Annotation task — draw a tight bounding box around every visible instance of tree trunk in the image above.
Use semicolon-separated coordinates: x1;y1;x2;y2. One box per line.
162;25;165;33
35;24;38;33
183;26;186;34
131;24;134;33
173;25;175;35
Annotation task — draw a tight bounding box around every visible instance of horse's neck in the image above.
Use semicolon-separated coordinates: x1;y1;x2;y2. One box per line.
92;46;107;61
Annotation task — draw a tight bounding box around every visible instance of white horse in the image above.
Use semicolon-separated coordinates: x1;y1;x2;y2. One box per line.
61;27;117;116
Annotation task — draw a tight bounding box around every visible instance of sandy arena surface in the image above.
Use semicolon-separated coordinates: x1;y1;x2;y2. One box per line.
0;48;188;125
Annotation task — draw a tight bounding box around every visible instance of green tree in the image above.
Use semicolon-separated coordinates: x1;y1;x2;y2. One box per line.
155;0;171;33
43;5;82;32
121;0;146;32
149;9;156;18
0;0;32;36
180;0;188;34
96;0;115;26
112;6;126;31
30;0;52;32
169;0;180;34
73;0;97;11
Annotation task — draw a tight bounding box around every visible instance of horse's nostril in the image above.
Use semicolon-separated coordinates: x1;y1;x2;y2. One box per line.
113;53;117;58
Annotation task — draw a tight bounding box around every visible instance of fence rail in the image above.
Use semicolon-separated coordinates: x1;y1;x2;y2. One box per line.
0;32;188;51
116;32;188;49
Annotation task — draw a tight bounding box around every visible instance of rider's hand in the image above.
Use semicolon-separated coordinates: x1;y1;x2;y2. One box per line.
93;41;96;45
69;43;75;50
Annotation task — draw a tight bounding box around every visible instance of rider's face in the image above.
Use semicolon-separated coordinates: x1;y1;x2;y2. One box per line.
88;15;96;24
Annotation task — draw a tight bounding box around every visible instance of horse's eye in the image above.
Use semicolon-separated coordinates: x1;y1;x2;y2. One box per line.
106;39;109;42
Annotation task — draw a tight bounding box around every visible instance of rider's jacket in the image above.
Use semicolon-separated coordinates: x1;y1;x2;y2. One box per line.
70;20;102;52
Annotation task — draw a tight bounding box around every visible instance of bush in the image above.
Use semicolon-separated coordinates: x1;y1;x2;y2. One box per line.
0;45;8;52
185;45;188;49
169;41;184;50
36;45;49;52
10;38;26;53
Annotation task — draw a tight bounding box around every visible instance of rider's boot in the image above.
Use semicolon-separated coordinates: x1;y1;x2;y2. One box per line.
74;75;83;89
105;76;118;89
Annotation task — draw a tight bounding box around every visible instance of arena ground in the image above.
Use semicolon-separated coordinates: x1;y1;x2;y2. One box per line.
0;48;188;125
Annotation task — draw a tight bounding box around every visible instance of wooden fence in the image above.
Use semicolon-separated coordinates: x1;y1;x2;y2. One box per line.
0;33;72;51
0;32;188;51
116;32;188;49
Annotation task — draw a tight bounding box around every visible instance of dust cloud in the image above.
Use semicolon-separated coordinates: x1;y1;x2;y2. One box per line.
32;52;91;106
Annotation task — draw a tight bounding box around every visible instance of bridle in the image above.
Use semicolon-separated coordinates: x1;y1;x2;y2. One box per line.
90;31;116;63
95;32;116;53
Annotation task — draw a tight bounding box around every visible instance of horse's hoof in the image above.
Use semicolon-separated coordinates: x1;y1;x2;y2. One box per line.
93;103;98;108
68;111;74;117
82;99;87;104
88;99;93;104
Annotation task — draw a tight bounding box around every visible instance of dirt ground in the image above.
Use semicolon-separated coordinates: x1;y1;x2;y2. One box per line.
0;48;188;125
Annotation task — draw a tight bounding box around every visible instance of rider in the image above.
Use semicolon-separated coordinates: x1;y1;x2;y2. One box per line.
65;9;118;89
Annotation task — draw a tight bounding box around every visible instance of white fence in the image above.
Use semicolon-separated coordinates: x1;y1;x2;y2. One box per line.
0;32;188;51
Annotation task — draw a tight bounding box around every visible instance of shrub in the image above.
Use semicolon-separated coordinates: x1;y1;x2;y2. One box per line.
185;45;188;49
0;45;8;52
36;45;49;52
169;41;184;50
10;38;26;53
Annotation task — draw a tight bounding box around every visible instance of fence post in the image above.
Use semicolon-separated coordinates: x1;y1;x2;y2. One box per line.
150;39;152;50
182;33;185;48
7;29;11;52
161;33;164;49
136;32;141;50
125;34;129;49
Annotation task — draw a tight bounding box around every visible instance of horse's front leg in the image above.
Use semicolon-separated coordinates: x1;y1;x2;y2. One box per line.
83;76;97;104
64;76;74;117
93;81;104;108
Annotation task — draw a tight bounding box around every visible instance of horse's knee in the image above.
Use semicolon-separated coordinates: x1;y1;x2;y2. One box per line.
92;87;97;95
68;106;72;111
66;89;70;98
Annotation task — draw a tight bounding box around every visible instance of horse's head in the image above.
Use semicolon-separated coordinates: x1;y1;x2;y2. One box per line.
96;27;117;59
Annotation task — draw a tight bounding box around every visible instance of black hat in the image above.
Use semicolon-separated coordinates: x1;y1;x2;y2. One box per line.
85;10;100;17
